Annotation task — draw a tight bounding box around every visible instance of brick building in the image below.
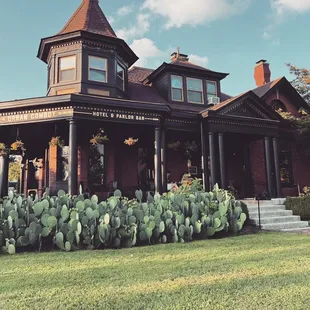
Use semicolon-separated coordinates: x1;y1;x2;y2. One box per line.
0;0;309;199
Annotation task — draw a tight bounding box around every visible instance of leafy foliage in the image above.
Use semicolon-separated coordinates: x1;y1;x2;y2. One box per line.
286;63;310;105
0;143;9;156
285;196;310;220
280;64;310;143
0;183;246;255
8;161;20;182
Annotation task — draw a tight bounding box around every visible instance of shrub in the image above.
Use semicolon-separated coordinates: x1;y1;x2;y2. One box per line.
0;184;247;255
285;196;310;220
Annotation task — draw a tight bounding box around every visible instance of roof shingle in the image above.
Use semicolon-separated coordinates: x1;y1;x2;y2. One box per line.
128;67;154;84
58;0;117;38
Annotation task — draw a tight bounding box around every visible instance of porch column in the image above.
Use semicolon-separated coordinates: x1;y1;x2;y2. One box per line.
0;155;9;197
154;127;162;193
273;137;283;198
68;119;78;196
161;128;167;193
219;133;227;189
264;136;275;198
200;122;209;191
209;132;218;189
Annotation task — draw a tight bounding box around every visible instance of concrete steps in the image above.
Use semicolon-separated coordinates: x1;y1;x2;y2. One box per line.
251;215;300;225
242;199;309;232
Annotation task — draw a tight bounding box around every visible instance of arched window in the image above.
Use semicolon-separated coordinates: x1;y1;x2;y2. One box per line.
271;100;287;112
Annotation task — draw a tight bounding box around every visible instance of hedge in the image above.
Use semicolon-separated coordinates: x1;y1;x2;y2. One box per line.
285;196;310;220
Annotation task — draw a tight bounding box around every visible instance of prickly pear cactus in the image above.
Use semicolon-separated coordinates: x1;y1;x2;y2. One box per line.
0;181;246;255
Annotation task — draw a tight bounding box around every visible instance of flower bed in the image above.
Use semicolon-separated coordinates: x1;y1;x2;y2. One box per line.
0;183;246;255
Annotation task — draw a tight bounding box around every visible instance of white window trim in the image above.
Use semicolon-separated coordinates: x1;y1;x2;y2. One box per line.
117;63;125;91
206;80;218;97
88;56;108;83
187;78;204;104
58;55;76;83
171;75;184;102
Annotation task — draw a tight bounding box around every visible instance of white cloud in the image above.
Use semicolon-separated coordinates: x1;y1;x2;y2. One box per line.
116;14;151;41
263;0;310;42
188;54;208;67
129;38;165;67
271;0;310;15
117;5;134;16
142;0;252;29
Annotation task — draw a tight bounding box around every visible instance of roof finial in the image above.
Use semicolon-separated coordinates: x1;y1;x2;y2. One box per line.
177;46;180;57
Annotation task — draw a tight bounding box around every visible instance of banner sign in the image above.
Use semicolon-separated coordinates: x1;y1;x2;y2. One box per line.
0;108;74;125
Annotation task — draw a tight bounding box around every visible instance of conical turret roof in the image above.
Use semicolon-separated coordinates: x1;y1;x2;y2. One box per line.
58;0;117;38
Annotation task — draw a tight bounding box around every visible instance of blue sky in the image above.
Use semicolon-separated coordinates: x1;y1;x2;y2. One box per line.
0;0;310;101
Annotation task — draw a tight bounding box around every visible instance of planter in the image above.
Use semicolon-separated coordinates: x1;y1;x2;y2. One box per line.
0;155;9;197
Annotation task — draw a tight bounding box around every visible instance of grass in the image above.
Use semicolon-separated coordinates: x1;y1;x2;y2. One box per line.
1;232;310;310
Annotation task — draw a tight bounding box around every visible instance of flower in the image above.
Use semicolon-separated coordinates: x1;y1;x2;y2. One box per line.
124;137;138;146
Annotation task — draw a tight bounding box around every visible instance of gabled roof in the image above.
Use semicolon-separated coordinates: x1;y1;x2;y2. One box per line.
252;78;282;98
143;61;229;84
58;0;117;38
201;91;283;121
252;76;310;110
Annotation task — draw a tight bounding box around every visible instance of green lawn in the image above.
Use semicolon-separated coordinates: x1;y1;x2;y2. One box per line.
1;232;310;310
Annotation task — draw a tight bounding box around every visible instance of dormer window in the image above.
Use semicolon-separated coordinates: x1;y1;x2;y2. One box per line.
89;56;107;82
187;78;203;104
206;81;217;101
171;75;183;101
59;55;76;82
117;64;125;91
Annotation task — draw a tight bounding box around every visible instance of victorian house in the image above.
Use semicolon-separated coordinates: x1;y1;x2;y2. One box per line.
0;0;309;199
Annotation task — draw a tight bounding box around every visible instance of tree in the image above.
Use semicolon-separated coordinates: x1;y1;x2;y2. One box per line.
279;64;310;138
286;63;310;105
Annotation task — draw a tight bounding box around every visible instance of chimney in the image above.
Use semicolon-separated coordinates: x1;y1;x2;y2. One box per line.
254;59;271;87
171;48;189;62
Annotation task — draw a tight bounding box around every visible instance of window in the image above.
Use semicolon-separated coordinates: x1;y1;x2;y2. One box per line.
206;81;217;101
171;75;183;101
279;141;294;186
89;56;107;82
117;63;125;90
187;78;203;104
59;56;76;82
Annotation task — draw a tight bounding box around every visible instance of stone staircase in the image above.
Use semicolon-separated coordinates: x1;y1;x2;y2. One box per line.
242;199;310;232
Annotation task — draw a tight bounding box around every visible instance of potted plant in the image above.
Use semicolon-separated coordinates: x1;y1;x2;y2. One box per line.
167;141;181;151
11;140;26;156
49;136;65;148
0;143;9;157
124;137;138;146
90;128;109;146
